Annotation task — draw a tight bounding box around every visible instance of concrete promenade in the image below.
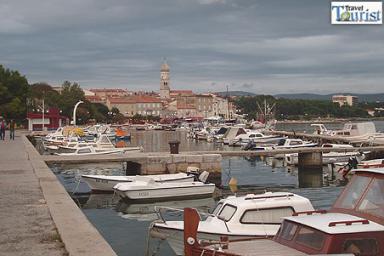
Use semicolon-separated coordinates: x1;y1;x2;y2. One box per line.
0;132;117;256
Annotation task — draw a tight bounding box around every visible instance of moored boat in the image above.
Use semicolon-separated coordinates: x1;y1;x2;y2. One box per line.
151;191;314;255
250;138;317;151
81;172;195;192
55;146;125;156
184;168;384;255
113;178;215;201
284;143;363;165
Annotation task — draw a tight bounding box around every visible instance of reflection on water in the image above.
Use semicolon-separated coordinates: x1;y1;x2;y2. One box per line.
115;197;215;222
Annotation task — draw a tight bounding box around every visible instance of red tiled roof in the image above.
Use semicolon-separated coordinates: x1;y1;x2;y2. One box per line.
90;88;128;93
108;96;162;104
108;97;135;104
85;95;103;101
170;90;194;95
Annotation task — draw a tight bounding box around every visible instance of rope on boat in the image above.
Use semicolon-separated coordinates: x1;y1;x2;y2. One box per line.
71;177;81;195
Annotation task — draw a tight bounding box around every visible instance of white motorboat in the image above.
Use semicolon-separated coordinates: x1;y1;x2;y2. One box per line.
57;134;142;154
223;127;248;145
55;146;125;156
310;123;334;135
229;131;283;146
43;127;64;140
113;178;215;201
43;135;67;148
255;138;317;151
284;143;362;165
82;172;195;192
150;191;314;255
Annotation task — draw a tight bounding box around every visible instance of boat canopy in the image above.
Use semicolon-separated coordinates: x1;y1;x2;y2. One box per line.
332;168;384;225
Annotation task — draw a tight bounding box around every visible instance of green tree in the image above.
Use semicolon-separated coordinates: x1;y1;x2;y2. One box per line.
59;81;85;118
0;65;29;120
29;83;61;110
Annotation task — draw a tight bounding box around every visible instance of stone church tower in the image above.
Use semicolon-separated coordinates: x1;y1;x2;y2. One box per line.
160;60;170;99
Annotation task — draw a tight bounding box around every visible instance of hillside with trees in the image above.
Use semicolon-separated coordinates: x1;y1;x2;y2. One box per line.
235;95;373;121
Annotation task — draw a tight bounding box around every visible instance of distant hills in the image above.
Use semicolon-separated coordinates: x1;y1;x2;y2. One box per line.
215;91;384;102
275;93;384;102
215;91;257;97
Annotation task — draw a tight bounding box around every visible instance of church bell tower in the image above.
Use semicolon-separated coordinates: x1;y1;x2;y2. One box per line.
160;60;170;99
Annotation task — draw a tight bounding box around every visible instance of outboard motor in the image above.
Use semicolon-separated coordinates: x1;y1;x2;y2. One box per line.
198;171;210;183
186;166;200;181
243;140;255;151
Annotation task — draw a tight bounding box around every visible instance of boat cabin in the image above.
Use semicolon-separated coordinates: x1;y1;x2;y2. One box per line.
332;122;376;136
208;192;314;233
274;168;384;255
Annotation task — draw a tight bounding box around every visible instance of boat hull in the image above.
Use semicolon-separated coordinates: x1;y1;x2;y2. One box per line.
114;183;215;200
82;175;195;192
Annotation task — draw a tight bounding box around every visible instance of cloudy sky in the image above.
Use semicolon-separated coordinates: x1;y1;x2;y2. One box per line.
1;0;383;94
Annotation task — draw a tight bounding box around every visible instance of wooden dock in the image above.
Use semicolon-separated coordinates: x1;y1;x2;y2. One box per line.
268;130;384;145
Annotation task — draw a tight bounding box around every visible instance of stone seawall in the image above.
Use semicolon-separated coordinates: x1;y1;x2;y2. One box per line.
126;153;222;185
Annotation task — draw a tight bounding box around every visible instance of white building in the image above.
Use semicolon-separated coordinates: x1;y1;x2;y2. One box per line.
332;95;358;106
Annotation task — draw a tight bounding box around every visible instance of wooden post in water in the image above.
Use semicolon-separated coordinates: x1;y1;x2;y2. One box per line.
298;152;323;188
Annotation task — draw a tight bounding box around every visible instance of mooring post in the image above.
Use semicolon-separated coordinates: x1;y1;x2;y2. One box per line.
298;152;323;188
169;140;180;154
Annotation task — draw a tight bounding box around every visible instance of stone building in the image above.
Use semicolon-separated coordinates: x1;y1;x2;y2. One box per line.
107;95;162;117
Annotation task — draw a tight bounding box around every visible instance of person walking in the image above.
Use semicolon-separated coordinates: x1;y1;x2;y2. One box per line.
10;120;15;140
0;119;2;140
0;120;5;140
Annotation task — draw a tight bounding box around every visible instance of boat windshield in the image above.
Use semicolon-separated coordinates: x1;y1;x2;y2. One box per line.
211;202;223;216
218;204;237;221
334;175;384;219
333;175;371;209
357;178;384;218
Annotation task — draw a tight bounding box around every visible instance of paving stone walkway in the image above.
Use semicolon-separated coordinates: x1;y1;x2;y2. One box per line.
0;132;67;256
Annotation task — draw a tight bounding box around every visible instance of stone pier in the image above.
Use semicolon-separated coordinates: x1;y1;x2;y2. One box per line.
43;152;223;185
297;152;323;188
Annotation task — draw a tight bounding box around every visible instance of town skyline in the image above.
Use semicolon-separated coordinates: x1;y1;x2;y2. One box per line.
1;0;383;94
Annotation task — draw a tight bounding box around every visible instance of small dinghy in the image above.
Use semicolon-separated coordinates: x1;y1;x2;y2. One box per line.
82;172;195;192
113;171;215;200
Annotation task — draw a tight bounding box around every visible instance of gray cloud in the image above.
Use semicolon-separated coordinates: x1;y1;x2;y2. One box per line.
0;0;383;94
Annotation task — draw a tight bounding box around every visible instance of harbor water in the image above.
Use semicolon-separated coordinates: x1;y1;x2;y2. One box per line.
49;120;384;255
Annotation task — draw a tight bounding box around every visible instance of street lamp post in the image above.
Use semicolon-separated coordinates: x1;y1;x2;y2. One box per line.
73;101;84;126
42;97;45;131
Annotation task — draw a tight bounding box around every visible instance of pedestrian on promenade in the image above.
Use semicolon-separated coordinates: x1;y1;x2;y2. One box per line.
0;119;5;140
0;119;2;140
10;120;15;140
